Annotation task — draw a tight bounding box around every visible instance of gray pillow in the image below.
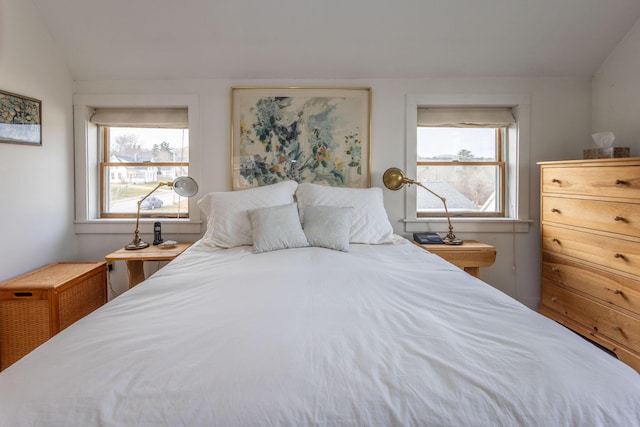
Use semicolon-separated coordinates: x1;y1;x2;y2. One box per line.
303;206;352;252
248;203;309;253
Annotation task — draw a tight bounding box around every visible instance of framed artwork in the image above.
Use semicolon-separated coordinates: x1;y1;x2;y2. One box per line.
0;90;42;146
231;86;371;189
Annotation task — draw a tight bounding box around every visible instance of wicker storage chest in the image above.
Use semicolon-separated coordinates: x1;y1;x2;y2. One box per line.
0;262;107;371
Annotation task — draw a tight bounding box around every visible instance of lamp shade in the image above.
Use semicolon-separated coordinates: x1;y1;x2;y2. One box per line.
172;176;198;197
382;167;411;191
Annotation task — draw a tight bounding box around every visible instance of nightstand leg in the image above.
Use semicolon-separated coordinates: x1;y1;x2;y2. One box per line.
464;267;480;278
125;260;145;288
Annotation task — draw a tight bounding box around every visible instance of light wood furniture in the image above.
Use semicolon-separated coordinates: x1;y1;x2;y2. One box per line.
539;158;640;373
0;262;107;371
105;242;192;288
414;240;496;278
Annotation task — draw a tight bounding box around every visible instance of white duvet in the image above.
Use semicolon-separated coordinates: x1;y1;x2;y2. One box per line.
1;238;639;426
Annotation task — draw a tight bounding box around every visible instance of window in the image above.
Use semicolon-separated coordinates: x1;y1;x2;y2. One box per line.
73;94;201;236
404;94;531;234
91;107;190;219
100;127;189;218
416;107;513;218
417;126;506;217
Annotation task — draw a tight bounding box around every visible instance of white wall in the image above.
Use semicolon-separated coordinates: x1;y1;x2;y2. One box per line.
0;0;76;281
0;1;600;308
75;77;592;308
592;18;640;151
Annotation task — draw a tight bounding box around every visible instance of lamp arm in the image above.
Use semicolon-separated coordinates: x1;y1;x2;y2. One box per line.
414;182;456;241
133;182;170;234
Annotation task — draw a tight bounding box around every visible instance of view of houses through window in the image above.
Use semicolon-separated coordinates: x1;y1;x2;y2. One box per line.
416;127;504;217
100;127;189;218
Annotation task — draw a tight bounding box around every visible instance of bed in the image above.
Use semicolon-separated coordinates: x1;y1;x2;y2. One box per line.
1;181;639;426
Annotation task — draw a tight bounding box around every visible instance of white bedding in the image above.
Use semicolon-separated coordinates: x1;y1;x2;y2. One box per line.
1;238;639;426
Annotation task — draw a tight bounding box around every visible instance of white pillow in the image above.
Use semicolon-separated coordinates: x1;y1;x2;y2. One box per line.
303;206;352;252
295;183;394;244
248;203;309;253
197;181;298;248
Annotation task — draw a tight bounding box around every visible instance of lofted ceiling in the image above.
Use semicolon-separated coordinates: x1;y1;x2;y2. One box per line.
31;0;640;81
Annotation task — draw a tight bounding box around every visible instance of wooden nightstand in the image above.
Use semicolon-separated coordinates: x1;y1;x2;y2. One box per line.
105;243;192;289
414;240;496;278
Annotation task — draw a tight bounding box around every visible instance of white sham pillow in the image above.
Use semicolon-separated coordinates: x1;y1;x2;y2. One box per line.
197;181;298;248
303;206;352;252
248;203;309;253
295;183;394;244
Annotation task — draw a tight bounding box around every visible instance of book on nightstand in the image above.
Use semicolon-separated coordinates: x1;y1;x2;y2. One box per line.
413;232;444;244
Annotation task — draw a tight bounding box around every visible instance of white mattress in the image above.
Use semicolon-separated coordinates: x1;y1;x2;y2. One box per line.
1;238;639;426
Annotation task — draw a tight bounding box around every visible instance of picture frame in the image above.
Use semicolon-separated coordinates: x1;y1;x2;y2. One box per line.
231;86;371;189
0;90;42;146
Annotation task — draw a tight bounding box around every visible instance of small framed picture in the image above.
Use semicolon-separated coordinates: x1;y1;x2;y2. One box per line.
0;90;42;146
231;86;371;189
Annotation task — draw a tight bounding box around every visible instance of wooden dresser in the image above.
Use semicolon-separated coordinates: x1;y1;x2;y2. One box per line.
538;158;640;372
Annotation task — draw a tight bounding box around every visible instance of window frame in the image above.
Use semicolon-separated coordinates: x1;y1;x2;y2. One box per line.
404;94;531;234
416;127;506;218
73;94;201;236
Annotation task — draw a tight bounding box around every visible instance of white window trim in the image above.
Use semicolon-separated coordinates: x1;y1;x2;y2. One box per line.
73;94;202;235
405;93;532;233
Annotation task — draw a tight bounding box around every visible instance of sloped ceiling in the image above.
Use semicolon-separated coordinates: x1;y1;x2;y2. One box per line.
30;0;640;81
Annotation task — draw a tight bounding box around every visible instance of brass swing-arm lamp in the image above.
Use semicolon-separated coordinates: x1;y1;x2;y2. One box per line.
383;167;463;245
125;176;199;250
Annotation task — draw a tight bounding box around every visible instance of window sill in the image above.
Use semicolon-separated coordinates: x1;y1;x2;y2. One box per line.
75;219;202;235
403;217;532;233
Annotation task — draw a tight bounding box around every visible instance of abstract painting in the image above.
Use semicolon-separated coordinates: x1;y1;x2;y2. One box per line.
232;87;371;189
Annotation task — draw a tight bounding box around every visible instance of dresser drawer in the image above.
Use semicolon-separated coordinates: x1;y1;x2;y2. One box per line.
542;224;640;277
542;252;640;315
542;165;640;199
542;196;640;238
541;281;640;351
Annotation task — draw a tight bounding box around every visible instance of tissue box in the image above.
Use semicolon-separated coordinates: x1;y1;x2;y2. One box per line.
583;147;630;159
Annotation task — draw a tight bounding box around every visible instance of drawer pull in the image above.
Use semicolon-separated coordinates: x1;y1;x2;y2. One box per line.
551;208;561;213
551;238;561;244
608;288;624;296
550;296;558;303
551;266;560;274
615;179;629;186
614;216;628;223
614;253;627;260
613;326;626;337
551;178;561;184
